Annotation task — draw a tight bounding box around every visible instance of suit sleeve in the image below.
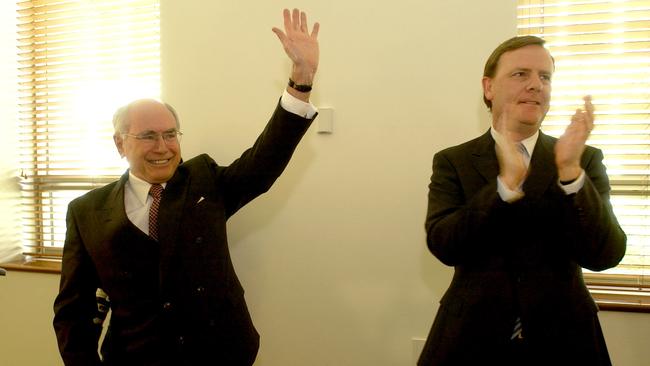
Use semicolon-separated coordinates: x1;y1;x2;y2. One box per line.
424;146;627;271
53;202;103;366
562;148;626;271
218;100;315;217
424;151;507;266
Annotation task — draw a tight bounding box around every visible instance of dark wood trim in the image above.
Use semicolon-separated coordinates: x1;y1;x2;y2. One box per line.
597;302;650;313
0;258;61;274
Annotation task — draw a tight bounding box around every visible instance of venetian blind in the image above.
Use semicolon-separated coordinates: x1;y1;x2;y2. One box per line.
517;0;650;311
17;0;160;261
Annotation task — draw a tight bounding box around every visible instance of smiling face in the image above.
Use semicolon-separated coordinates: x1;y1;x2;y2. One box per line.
482;44;553;138
114;100;181;183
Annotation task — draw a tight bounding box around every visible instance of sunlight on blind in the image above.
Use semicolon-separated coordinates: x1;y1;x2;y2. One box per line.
518;0;650;310
17;0;160;258
0;2;22;264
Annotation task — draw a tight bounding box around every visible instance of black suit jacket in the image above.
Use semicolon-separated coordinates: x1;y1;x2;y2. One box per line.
53;103;314;365
419;130;626;366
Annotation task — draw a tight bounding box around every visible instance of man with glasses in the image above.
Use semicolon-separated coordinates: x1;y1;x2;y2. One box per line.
54;9;319;365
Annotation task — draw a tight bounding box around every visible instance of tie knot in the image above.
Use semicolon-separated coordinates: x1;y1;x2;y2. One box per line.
149;183;163;198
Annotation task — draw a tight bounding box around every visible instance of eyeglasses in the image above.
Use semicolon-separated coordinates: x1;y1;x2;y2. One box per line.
122;130;183;144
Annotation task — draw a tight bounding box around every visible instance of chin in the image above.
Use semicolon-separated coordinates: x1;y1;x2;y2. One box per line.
147;171;173;183
522;119;540;126
518;112;543;125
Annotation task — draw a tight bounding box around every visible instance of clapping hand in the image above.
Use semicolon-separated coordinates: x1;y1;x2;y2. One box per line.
555;96;594;181
494;104;529;191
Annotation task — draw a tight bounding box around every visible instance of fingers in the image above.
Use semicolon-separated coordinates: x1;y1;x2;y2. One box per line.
311;22;320;38
583;95;594;131
292;8;300;31
559;96;594;168
283;8;292;32
271;27;287;43
300;11;308;33
278;8;317;38
273;9;292;43
494;102;515;135
274;8;316;46
495;135;528;190
570;95;595;137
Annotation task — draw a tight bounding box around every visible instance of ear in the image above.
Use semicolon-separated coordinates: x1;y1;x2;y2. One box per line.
114;134;125;158
482;76;494;103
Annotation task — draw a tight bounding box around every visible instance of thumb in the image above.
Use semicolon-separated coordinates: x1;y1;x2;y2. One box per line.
272;28;287;43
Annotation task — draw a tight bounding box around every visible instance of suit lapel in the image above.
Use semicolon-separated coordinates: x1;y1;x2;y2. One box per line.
471;130;499;183
96;172;130;237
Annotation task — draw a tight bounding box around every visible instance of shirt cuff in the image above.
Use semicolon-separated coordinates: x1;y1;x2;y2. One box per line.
497;176;525;203
558;169;586;195
280;89;318;119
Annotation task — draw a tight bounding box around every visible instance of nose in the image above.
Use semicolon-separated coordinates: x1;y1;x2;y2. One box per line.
527;74;544;92
152;135;169;152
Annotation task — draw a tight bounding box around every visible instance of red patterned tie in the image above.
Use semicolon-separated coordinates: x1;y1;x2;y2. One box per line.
148;183;164;240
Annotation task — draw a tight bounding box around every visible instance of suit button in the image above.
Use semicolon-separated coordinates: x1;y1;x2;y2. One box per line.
162;302;173;311
196;286;205;294
195;236;203;244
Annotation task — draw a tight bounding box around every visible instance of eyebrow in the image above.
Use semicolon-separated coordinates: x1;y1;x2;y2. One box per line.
505;68;553;80
511;67;553;74
136;128;178;134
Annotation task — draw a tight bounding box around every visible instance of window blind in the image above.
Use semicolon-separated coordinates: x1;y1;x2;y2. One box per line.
0;2;22;265
517;0;650;311
17;0;160;261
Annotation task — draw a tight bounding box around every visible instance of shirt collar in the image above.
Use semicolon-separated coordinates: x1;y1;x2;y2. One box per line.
490;127;539;157
520;130;539;157
127;171;167;205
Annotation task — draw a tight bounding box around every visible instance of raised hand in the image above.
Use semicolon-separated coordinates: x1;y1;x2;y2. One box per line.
555;96;594;181
272;9;320;88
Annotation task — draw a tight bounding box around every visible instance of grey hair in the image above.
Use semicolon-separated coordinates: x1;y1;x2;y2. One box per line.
112;99;181;134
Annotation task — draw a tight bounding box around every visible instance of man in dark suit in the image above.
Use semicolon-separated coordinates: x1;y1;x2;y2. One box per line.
53;8;320;365
418;36;626;365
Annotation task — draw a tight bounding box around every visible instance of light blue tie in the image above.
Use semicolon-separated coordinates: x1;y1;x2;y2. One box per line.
518;142;530;168
511;316;523;340
509;143;530;341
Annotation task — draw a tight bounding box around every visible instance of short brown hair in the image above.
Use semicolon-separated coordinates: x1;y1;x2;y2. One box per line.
482;35;551;109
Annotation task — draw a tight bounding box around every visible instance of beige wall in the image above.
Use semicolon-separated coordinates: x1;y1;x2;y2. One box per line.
1;1;649;365
0;272;62;366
